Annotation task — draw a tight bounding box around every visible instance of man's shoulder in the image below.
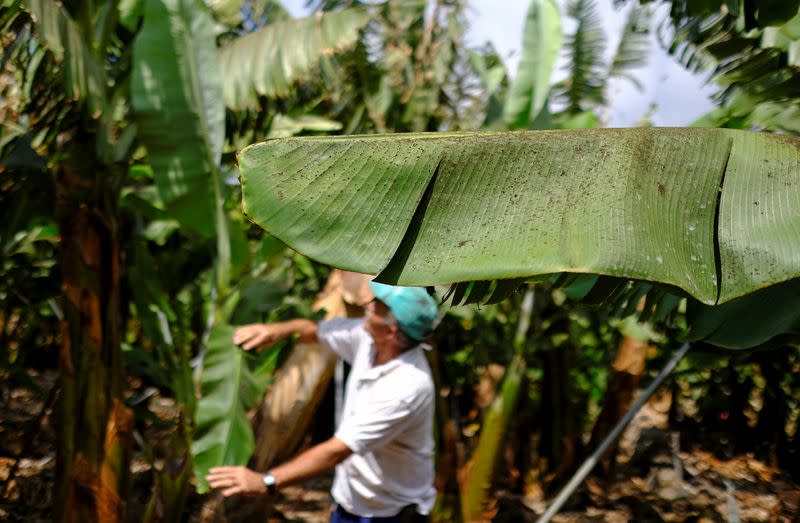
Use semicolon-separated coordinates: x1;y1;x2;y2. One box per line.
383;353;434;403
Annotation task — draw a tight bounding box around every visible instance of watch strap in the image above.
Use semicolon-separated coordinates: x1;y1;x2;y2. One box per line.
262;472;277;495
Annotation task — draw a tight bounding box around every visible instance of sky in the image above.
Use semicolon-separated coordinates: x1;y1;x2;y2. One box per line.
281;0;717;127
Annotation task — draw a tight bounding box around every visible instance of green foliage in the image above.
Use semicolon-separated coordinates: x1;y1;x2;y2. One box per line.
502;0;563;129
127;239;197;409
0;162;59;381
546;0;650;119
301;0;479;135
24;0;107;115
607;4;651;89
4;0;798;516
468;45;509;129
662;0;800;133
132;0;226;239
239;129;800;308
217;8;369;109
192;325;272;493
461;356;526;522
558;0;607;112
688;279;800;349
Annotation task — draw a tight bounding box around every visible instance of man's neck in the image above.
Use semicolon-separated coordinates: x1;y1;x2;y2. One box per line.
372;340;408;367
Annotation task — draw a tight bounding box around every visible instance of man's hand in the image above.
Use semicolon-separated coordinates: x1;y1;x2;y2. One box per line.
206;466;267;497
233;324;287;351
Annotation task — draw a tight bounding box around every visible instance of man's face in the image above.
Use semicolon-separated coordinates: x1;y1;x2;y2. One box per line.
364;299;396;342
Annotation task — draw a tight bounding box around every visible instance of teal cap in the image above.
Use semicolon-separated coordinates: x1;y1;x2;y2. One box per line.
368;282;438;341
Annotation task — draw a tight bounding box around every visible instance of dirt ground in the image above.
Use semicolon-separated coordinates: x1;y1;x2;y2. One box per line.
1;371;798;522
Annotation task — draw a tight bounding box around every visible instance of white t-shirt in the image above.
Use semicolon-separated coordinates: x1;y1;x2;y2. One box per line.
317;317;436;517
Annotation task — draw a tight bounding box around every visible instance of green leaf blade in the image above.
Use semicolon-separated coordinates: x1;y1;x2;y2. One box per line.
240;135;443;276
192;325;263;493
132;0;224;237
239;129;800;306
26;0;106;116
217;8;369;109
503;0;563;129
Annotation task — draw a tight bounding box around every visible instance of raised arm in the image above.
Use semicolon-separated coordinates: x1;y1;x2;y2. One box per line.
233;318;318;351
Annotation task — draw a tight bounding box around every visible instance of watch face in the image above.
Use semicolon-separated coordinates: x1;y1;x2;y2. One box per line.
262;473;277;494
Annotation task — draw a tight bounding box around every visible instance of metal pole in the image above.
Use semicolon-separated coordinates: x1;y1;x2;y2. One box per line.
535;342;691;523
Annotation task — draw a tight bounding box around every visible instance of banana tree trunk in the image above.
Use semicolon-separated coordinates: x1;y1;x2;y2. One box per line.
54;163;132;523
587;335;647;480
253;344;339;469
252;270;371;470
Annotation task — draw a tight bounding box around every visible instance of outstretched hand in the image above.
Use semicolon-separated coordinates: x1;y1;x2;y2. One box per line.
206;466;267;497
233;324;286;351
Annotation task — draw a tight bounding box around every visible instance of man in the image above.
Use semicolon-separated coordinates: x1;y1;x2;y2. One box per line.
206;282;439;522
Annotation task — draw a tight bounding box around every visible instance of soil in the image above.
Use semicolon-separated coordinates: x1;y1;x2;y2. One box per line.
1;371;798;522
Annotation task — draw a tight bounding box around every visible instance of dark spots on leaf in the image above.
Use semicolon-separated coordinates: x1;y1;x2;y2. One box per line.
458;240;470;247
774;134;800;152
658;183;665;197
560;170;566;177
753;201;758;205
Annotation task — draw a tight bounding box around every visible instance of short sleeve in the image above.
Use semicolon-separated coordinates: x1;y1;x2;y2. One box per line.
334;389;430;454
316;317;366;364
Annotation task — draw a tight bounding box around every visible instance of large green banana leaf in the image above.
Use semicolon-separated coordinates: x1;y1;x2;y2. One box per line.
238;129;800;306
502;0;562;129
217;8;370;109
24;0;106;116
192;325;268;493
132;0;225;239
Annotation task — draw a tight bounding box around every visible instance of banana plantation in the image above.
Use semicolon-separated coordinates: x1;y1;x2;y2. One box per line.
1;0;799;521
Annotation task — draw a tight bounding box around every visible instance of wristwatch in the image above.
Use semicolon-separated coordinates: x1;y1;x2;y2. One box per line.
262;472;277;495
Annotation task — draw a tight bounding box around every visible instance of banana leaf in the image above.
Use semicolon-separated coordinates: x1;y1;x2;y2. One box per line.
238;128;800;307
217;8;370;109
687;278;800;349
24;0;107;116
132;0;226;240
502;0;562;129
191;324;264;493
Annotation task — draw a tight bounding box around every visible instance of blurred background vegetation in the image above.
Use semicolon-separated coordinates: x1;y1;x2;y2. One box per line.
0;0;798;521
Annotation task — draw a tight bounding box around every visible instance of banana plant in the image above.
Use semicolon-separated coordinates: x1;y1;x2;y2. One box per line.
2;2;137;519
502;0;563;130
237;127;800;521
459;287;534;522
1;0;370;518
658;0;800;133
129;0;371;495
